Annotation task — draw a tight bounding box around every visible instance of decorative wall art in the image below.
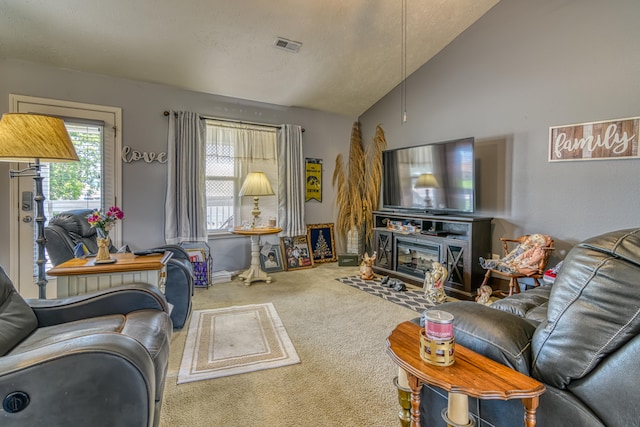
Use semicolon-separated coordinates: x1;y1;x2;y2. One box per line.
305;158;322;202
549;116;639;162
307;223;337;263
121;146;168;163
280;235;314;271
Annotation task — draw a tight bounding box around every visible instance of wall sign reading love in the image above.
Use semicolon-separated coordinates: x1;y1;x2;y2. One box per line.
549;116;639;162
122;146;168;164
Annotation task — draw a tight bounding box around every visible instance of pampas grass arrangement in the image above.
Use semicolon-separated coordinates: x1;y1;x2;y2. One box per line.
333;122;387;252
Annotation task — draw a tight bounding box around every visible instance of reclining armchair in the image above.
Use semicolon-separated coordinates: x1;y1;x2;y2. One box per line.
420;228;640;426
0;266;172;427
44;209;194;328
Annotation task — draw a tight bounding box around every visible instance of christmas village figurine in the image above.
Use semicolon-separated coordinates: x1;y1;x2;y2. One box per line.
423;262;447;305
359;251;377;280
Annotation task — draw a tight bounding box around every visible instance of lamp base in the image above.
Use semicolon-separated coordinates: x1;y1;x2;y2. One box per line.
251;196;261;228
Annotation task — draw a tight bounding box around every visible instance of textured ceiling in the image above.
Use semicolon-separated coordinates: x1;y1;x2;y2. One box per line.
0;0;500;116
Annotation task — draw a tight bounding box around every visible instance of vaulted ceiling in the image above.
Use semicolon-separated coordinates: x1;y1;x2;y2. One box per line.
0;0;500;116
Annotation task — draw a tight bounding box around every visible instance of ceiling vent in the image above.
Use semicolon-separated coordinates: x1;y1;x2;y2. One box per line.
273;37;302;53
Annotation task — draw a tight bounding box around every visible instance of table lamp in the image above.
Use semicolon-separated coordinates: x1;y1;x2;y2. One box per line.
239;172;274;228
415;173;439;208
0;113;79;298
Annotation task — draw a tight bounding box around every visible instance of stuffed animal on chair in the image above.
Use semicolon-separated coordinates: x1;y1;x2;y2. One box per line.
360;252;377;280
479;234;552;276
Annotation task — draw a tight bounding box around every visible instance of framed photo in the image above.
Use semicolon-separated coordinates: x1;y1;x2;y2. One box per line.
259;243;284;273
307;223;337;263
280;235;314;271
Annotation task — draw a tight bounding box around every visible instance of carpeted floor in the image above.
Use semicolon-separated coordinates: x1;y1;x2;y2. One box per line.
336;275;457;312
159;263;418;427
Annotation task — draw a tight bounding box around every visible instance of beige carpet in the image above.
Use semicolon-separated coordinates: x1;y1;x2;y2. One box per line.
178;303;300;384
159;264;417;427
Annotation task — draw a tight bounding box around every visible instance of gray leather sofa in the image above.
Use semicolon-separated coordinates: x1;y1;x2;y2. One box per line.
44;209;194;328
0;265;172;427
419;228;640;426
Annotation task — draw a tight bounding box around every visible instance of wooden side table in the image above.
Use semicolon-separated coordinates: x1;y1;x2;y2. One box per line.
386;321;545;427
231;226;282;285
47;252;172;298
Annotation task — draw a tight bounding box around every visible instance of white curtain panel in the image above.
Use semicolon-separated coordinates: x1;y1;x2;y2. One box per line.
277;125;305;237
165;110;208;244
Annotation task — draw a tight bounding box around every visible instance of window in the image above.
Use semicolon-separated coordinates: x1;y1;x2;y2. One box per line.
205;120;278;232
44;121;105;218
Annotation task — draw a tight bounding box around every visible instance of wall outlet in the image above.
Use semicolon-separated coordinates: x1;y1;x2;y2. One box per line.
491;253;501;260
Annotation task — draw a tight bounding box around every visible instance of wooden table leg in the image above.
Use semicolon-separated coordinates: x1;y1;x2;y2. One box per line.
238;235;272;285
406;373;422;427
522;396;539;427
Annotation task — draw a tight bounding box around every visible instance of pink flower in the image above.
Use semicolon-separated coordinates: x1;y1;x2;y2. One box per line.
87;206;124;233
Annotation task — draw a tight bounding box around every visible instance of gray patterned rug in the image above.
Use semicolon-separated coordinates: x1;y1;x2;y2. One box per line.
336;276;455;313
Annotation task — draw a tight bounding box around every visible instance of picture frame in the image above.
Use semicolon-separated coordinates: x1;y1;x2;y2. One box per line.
259;243;284;273
306;223;337;263
280;235;314;271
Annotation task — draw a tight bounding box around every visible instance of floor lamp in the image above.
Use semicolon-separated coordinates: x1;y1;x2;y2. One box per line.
239;172;274;228
0;113;78;299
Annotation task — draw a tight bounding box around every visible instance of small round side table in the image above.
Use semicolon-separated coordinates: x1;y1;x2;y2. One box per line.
231;226;282;285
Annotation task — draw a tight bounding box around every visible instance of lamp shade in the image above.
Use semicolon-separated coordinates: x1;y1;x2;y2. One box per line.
0;113;78;162
239;172;275;196
414;173;439;188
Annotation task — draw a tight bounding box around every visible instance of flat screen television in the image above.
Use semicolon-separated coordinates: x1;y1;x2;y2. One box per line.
382;137;475;214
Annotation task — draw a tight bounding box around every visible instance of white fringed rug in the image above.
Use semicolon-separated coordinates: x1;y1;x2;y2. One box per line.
177;303;300;384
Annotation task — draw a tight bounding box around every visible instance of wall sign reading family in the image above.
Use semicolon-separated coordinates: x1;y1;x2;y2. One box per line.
549;116;639;162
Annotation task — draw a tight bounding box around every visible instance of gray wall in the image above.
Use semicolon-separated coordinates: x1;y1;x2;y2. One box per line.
359;0;640;262
0;58;354;272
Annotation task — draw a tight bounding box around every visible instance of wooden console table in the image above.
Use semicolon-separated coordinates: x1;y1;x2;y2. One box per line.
231;226;282;285
47;252;172;298
386;321;545;427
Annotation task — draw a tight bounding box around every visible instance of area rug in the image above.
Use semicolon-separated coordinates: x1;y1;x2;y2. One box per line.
177;302;300;384
337;276;456;313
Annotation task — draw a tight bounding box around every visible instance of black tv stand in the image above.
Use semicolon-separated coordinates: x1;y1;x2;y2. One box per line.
372;210;492;300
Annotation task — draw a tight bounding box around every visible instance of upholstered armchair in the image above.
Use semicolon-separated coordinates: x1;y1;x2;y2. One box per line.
44;209;194;328
0;266;172;427
420;228;640;426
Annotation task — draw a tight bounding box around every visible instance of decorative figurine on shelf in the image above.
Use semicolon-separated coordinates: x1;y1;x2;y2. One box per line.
359;251;377;280
476;283;493;305
423;262;448;305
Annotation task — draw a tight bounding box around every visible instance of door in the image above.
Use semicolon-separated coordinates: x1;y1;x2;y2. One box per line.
9;95;122;298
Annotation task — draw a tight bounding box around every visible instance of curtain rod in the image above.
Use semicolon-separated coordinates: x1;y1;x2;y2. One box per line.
163;110;304;132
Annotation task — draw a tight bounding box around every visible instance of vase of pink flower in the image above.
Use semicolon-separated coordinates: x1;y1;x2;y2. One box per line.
87;206;124;262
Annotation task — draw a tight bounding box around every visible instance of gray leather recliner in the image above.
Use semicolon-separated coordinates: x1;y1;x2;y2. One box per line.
44;209;194;328
0;265;172;427
419;228;640;426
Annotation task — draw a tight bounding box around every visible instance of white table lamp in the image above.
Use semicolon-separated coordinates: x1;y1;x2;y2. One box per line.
239;172;274;228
